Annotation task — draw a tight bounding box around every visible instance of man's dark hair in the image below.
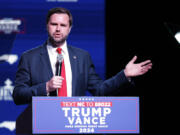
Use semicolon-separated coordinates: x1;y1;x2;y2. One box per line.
46;7;73;26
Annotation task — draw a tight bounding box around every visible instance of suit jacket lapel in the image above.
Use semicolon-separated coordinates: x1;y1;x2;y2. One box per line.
67;45;77;96
39;42;53;81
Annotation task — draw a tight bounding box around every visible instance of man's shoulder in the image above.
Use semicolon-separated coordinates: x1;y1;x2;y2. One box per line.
22;44;45;57
68;45;89;56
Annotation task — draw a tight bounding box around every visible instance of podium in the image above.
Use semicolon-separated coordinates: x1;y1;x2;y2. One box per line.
32;97;139;134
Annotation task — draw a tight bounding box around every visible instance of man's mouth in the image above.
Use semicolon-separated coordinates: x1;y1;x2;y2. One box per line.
54;33;62;38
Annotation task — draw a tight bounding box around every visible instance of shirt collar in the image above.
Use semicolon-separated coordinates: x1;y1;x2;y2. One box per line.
47;40;68;55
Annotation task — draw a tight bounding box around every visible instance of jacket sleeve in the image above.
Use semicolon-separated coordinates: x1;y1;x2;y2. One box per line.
13;54;47;105
86;54;134;96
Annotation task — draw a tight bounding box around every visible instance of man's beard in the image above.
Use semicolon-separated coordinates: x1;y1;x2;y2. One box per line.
48;34;68;47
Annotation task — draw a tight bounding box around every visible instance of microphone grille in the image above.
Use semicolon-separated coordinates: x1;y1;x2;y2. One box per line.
57;54;63;63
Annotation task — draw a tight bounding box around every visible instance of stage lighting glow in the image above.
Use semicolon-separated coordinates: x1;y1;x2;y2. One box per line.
175;32;180;44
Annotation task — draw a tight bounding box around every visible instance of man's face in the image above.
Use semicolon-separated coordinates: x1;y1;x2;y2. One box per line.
47;13;71;46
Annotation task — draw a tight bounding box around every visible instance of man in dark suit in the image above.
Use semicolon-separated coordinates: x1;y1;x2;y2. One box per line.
13;7;152;105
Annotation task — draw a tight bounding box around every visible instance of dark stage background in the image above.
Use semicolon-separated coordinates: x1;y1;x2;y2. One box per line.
106;1;180;134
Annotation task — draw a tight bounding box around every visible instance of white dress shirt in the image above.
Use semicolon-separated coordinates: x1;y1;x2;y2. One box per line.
47;41;72;97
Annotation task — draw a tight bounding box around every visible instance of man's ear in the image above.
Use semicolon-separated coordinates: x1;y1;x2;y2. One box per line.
69;26;72;33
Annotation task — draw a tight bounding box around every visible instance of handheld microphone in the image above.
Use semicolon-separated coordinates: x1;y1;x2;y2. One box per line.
57;53;64;76
56;54;64;96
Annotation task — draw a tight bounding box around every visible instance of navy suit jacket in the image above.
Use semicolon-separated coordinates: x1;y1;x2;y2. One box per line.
13;42;132;105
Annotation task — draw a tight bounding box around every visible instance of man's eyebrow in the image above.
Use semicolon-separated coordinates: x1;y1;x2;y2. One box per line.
61;23;67;26
50;22;57;24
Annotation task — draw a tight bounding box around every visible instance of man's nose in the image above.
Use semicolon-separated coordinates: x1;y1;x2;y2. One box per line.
56;25;61;31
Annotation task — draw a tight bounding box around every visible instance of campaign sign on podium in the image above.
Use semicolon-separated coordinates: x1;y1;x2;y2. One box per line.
32;97;139;134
